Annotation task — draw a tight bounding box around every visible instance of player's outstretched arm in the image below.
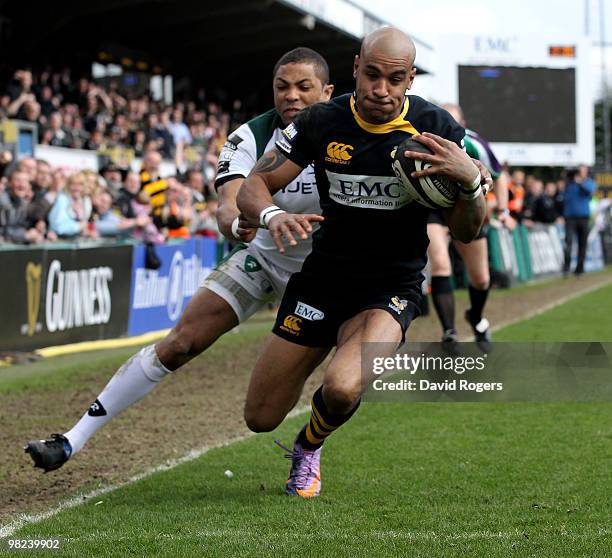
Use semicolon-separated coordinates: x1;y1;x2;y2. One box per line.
216;179;257;242
237;148;324;253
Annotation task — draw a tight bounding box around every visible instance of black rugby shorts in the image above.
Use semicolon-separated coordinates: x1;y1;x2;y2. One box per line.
272;270;423;347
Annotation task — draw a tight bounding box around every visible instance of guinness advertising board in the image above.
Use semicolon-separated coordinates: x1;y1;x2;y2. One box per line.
0;244;132;351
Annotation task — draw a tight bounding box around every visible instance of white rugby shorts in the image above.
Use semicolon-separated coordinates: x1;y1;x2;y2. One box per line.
202;244;293;322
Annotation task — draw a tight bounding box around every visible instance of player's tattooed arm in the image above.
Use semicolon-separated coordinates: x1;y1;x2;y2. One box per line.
237;148;304;226
252;150;288;174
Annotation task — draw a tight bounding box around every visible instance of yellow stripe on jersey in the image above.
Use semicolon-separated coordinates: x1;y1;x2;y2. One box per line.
140;170;168;211
349;95;420;136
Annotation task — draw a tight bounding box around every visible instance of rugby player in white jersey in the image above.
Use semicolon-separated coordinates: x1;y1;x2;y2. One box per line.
25;48;334;472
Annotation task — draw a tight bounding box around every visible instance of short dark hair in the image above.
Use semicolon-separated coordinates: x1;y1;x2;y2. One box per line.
273;47;330;85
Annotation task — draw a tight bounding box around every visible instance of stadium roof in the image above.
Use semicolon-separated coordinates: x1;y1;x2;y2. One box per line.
0;0;434;106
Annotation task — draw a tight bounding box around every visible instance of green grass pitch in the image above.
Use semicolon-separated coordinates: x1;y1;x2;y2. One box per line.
5;283;612;557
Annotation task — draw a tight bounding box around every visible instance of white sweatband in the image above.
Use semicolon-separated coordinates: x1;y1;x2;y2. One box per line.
230;217;240;239
259;205;286;228
458;171;482;201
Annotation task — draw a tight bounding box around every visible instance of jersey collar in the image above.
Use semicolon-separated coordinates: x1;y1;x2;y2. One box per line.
350;94;418;135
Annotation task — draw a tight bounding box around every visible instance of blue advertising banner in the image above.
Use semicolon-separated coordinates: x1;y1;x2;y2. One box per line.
127;238;217;336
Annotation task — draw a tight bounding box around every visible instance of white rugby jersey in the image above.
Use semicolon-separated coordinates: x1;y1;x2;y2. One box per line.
215;108;320;274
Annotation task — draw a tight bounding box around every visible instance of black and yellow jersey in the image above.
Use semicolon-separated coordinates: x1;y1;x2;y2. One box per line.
275;92;464;283
140;170;168;218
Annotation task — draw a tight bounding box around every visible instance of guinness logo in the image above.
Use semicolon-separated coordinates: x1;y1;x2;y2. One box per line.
25;262;42;337
280;314;302;334
325;142;353;164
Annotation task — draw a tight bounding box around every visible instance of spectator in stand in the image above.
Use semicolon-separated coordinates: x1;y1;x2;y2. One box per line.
116;171;140;219
563;165;597;277
116;171;164;244
159;176;191;239
16;157;37;183
140;150;168;227
39;85;59;118
46;111;73;147
0;150;13;182
532;181;561;224
555;178;566;217
85;129;106;151
70;116;89;149
145;113;173;158
30;159;52;202
48;171;95;238
159;111;176;158
168;108;192;147
86;169;107;196
521;179;543;225
28;160;59;228
0;169;46;244
19;99;42;127
132;129;147;157
92;190;150;238
184;169;205;196
100;164;124;199
183;169;208;235
106;125;124;149
196;193;219;238
51;167;67;195
6;70;33;102
508;169;526;221
6;71;36;119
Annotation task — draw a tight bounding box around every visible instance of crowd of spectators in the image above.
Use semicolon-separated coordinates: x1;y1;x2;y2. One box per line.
0;67;250;178
0;155;219;246
502;168;567;226
0;66;251;246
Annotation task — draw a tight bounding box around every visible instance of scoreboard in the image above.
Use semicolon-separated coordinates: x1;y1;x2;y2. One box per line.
429;34;593;167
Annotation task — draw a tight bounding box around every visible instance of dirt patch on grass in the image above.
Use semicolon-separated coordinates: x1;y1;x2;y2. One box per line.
1;272;610;526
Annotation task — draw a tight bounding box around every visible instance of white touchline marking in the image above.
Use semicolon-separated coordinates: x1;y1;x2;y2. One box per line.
0;405;310;538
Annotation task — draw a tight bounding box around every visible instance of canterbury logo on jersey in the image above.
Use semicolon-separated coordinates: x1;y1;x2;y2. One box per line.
326;171;412;210
280;315;302;334
325;142;353;164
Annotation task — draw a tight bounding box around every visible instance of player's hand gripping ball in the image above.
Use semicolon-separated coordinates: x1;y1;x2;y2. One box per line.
392;138;459;209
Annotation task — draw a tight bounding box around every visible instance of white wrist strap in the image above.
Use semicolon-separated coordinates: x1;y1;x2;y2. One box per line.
259;205;286;228
458;171;482;201
230;217;240;239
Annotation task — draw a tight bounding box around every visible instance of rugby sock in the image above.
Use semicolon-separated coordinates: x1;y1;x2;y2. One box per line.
431;275;455;332
298;386;361;450
468;284;490;324
63;345;170;455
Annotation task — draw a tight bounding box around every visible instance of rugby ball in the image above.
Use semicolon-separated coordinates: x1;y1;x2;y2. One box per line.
392;138;459;209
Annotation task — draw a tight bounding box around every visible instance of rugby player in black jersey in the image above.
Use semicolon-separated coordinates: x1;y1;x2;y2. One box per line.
237;27;489;498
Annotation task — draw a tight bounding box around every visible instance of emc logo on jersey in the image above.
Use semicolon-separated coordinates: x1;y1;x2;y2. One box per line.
326;142;353;164
295;301;324;321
